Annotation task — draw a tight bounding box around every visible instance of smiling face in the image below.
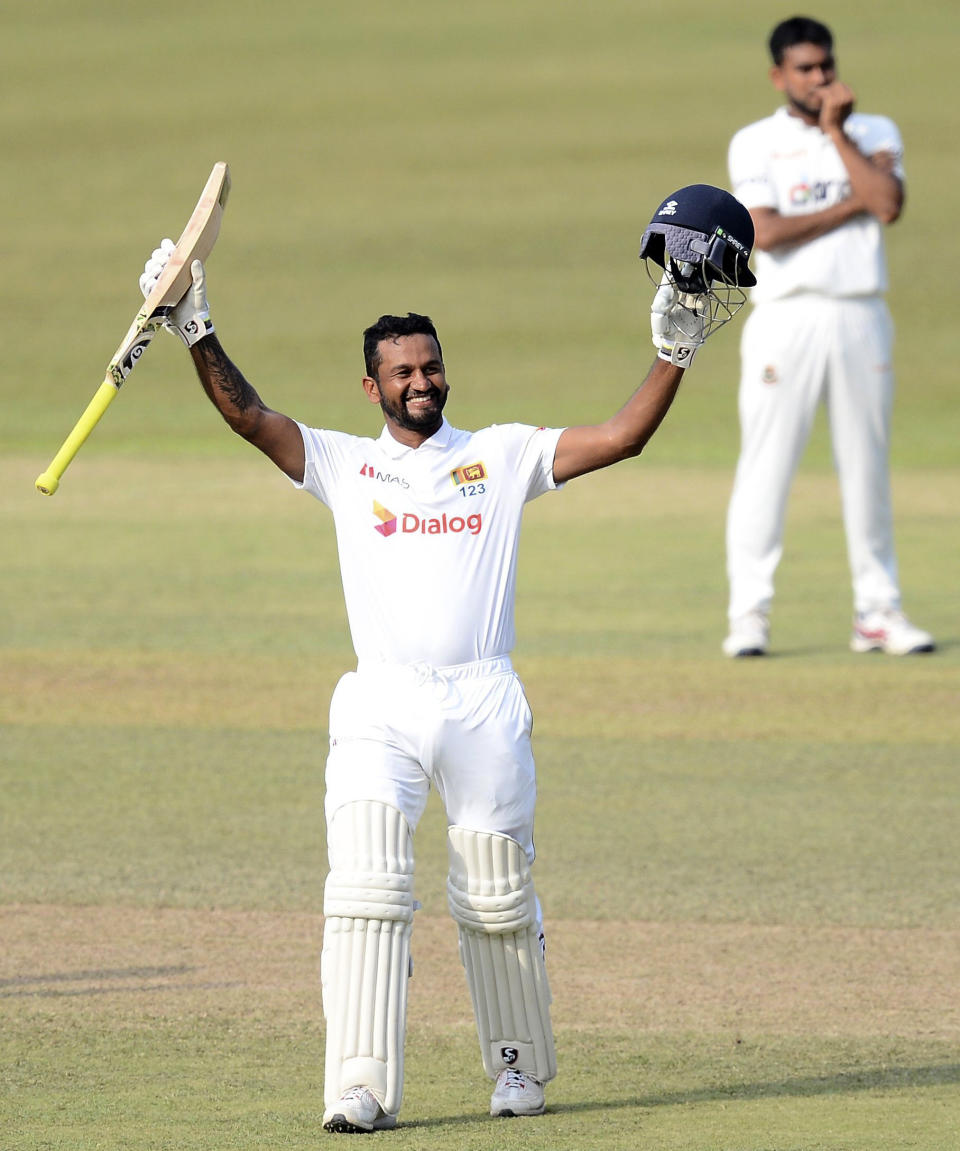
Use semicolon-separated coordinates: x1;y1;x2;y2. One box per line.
363;332;449;446
771;42;837;122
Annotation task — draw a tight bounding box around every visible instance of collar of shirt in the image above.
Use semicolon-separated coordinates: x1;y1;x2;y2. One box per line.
376;418;455;460
775;104;850;142
775;105;816;134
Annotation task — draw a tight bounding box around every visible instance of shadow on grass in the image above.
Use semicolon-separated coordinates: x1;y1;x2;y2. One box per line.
727;645;952;659
0;965;194;996
399;1062;960;1130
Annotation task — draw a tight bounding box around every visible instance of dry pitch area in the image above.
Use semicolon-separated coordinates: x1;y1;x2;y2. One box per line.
5;905;959;1040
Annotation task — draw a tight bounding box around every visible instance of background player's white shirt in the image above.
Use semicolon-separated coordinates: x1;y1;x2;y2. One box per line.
295;418;564;667
729;107;904;303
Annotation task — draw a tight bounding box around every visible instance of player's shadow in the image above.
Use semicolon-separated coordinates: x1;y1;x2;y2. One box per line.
401;1061;960;1130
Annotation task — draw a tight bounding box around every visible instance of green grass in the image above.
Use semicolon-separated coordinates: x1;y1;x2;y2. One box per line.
5;1019;959;1150
4;456;957;1148
3;1;960;1147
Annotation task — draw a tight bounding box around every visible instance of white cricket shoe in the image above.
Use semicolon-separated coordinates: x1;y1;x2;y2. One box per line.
490;1069;546;1117
322;1086;397;1133
722;610;769;658
850;609;935;656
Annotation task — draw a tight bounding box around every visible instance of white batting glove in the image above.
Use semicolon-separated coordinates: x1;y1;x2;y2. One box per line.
650;270;706;368
139;237;176;299
139;240;215;347
170;260;214;347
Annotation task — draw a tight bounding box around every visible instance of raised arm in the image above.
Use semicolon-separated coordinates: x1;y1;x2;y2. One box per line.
552;359;684;483
139;244;305;482
553;267;726;484
190;331;305;482
553;185;755;483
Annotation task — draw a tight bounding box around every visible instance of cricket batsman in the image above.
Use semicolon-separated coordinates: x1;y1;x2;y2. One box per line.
139;183;755;1132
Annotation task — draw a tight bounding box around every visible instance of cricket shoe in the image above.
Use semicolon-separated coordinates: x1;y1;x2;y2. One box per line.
322;1087;397;1133
850;609;935;656
490;1069;546;1117
722;610;769;658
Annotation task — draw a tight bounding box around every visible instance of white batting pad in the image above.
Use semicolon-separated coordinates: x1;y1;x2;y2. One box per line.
446;826;556;1083
322;801;415;1115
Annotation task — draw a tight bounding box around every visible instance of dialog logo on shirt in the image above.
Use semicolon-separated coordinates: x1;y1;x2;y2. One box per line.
372;501;397;537
371;501;482;537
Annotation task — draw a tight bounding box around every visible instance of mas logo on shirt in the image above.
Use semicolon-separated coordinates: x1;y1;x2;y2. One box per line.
371;501;482;537
450;461;487;486
360;463;410;489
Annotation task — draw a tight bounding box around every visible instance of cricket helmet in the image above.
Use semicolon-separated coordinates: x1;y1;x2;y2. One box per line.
640;183;756;291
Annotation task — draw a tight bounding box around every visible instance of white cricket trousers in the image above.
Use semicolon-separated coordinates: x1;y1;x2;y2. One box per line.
726;294;901;621
324;656;538;863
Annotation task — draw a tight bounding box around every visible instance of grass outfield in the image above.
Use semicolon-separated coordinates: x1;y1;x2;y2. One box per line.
4;459;958;1149
4;1;960;1148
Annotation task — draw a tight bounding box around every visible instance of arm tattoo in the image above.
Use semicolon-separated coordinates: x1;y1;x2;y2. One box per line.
197;338;260;416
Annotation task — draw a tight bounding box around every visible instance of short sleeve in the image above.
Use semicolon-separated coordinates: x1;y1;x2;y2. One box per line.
847;114;905;181
292;422;357;507
728;125;777;211
493;423;566;502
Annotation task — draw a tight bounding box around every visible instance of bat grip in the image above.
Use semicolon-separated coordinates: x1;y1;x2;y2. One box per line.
35;377;120;495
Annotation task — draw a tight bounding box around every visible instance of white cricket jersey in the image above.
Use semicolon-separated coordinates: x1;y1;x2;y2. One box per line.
728;106;904;303
294;418;565;667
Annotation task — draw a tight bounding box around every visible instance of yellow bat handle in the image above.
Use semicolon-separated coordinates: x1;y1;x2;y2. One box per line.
35;377;120;495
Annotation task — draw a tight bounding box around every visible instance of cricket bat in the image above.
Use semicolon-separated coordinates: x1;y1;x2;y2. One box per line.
35;161;231;496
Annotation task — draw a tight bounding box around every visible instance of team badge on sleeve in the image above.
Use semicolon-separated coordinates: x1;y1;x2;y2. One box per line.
451;462;487;486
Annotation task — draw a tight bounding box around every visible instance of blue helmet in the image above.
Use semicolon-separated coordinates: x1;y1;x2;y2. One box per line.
640;184;756;290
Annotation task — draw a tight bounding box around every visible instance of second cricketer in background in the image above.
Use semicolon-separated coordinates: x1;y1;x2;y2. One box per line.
140;185;754;1133
722;15;935;658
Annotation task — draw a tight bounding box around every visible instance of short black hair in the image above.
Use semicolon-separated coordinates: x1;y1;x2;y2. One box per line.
362;313;443;379
768;16;833;65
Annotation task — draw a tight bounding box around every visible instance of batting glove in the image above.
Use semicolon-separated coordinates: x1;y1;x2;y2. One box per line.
139;239;215;348
650;268;706;368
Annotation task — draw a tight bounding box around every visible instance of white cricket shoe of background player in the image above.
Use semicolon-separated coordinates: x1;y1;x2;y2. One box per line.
850;608;935;656
724;606;933;658
722;610;770;658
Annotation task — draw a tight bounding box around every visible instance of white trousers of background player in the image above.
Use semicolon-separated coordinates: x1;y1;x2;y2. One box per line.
726;295;901;622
